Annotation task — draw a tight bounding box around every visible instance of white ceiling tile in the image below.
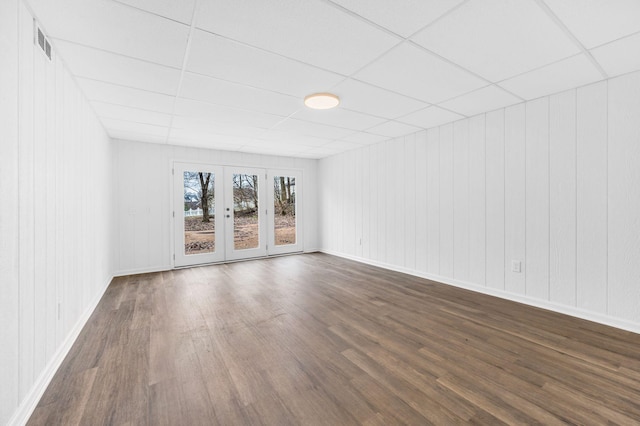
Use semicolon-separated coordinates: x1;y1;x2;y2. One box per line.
320;140;364;152
240;140;313;156
241;140;310;151
272;118;354;140
238;144;307;158
366;120;421;137
91;101;173;126
258;131;334;147
77;78;176;113
292;107;386;131
591;32;640;77
354;42;486;103
173;98;284;129
340;132;389;145
187;30;345;97
328;0;464;37
33;0;635;159
113;0;197;25
294;150;327;159
54;40;181;95
412;0;579;81
438;85;522;117
109;129;168;144
168;129;253;149
171;139;248;152
101;118;169;138
544;0;640;48
171;116;268;139
499;54;603;100
30;0;189;68
196;0;398;75
397;106;464;128
333;78;429;119
180;72;301;117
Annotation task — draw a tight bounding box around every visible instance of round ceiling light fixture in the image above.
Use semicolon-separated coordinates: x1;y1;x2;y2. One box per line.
304;92;340;110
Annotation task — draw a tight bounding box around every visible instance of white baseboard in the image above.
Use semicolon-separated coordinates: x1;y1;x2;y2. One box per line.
320;249;640;335
115;253;323;276
8;275;114;426
113;265;171;277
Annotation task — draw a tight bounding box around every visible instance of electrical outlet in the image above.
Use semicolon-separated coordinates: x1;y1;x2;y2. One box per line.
511;260;522;273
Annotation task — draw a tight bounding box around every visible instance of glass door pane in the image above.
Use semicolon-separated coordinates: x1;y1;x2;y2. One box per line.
174;163;223;267
225;168;267;261
183;171;216;254
232;173;260;250
273;175;296;246
267;170;303;256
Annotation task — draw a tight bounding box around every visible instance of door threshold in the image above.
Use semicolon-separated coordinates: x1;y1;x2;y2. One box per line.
173;251;304;270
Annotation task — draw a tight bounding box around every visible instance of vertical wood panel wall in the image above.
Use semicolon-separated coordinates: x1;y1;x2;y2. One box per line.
0;2;114;424
0;0;21;423
319;73;640;332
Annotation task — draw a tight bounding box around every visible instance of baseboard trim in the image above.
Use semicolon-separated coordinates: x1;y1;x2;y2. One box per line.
113;265;171;277
9;275;114;426
320;249;640;335
114;253;321;276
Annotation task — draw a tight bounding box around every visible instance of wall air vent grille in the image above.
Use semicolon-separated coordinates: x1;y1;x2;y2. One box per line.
35;25;52;61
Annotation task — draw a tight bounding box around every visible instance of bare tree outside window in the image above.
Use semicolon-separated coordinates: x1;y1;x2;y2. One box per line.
183;171;215;254
273;176;296;245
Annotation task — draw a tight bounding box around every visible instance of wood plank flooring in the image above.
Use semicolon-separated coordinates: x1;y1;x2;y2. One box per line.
28;253;640;425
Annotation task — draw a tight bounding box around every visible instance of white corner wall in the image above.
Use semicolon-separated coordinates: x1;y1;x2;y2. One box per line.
0;1;114;424
319;72;640;333
111;139;319;276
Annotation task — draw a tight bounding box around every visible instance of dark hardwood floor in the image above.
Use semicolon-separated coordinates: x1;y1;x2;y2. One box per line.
28;253;640;425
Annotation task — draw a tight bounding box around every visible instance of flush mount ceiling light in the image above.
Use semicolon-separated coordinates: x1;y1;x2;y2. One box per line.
304;92;340;110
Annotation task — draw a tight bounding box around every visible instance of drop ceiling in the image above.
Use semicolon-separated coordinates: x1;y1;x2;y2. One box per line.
27;0;640;159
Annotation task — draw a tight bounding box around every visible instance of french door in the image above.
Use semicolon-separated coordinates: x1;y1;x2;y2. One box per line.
173;162;302;267
224;167;267;261
173;163;224;266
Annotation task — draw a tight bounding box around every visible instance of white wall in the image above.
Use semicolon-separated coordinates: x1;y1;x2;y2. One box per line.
0;2;114;424
112;139;319;275
319;72;640;333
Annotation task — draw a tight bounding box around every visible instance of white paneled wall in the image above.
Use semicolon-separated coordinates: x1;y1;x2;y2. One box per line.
504;104;526;295
1;0;21;423
111;140;319;275
608;73;640;321
549;90;577;306
0;2;114;424
485;110;505;291
319;72;640;332
576;82;608;314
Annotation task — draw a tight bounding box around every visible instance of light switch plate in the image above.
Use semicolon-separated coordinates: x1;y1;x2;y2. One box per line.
511;260;522;273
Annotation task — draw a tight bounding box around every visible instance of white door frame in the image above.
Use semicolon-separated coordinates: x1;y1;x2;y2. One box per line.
267;169;304;256
173;162;224;267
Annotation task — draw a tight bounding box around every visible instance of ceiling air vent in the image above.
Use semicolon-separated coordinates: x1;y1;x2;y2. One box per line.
35;25;52;61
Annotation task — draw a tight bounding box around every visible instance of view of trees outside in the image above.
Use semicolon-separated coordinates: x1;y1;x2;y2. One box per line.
182;172;297;255
274;176;296;245
183;171;215;255
233;174;259;250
